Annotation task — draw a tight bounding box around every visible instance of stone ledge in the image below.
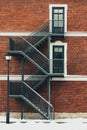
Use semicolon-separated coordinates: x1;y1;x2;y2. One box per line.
1;112;87;119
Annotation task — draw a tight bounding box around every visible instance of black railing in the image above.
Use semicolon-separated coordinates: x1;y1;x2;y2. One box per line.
9;20;64;51
8;20;65;119
9;36;50;73
24;74;48;90
9;81;53;119
9;21;49;51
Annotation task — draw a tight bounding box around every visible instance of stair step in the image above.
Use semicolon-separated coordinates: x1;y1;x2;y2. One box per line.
21;96;48;119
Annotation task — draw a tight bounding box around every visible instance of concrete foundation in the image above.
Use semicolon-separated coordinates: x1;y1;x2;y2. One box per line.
1;112;87;119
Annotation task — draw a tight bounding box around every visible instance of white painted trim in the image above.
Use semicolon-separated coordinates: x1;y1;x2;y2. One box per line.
0;32;31;36
65;31;87;37
0;75;46;81
0;75;22;81
49;4;68;33
50;41;67;77
1;75;87;81
0;32;86;36
51;75;87;81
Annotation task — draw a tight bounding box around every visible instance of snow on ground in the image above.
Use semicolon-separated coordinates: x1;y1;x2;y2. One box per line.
0;116;87;130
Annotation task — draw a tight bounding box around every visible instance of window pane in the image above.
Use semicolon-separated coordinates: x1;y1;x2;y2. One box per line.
54;9;59;13
59;21;63;27
54;47;59;52
59;14;63;20
58;9;63;13
54;14;58;20
54;47;63;52
54;21;58;27
58;47;63;52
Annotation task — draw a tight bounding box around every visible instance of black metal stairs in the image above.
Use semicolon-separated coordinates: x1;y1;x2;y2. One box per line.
10;80;53;119
8;21;54;119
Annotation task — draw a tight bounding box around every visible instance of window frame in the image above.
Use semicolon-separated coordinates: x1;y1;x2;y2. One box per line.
50;41;67;77
49;4;68;33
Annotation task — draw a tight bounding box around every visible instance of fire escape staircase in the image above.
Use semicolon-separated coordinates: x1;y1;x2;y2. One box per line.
8;21;54;119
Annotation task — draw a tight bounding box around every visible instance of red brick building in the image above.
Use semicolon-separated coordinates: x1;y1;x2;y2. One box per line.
0;0;87;119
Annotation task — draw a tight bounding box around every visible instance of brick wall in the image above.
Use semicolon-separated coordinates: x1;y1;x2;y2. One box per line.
66;37;87;75
0;36;22;75
51;81;87;112
1;80;87;113
0;0;87;114
5;36;86;76
1;36;87;113
0;0;86;32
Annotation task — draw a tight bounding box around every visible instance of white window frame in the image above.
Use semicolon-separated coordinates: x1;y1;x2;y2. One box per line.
50;41;67;77
49;4;68;33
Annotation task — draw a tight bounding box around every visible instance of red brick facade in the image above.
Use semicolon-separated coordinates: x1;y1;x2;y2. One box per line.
0;0;87;116
0;0;87;32
51;81;87;112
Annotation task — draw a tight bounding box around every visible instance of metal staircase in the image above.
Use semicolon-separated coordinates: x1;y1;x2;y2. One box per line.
8;21;54;119
10;81;53;119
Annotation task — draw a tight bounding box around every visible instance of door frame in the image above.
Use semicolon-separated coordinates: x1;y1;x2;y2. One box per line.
53;45;64;74
52;7;64;34
49;4;68;33
50;41;67;77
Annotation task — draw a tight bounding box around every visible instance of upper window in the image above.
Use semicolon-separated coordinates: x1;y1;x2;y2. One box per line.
49;4;68;34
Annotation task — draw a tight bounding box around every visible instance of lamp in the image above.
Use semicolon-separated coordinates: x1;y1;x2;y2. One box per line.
5;54;12;124
5;55;12;61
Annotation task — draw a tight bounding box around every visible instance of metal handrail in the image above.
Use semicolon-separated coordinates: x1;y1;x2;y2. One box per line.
20;36;49;61
23;81;52;107
9;81;54;119
28;20;49;36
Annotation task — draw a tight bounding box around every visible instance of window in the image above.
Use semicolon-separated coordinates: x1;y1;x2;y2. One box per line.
50;41;67;77
53;46;64;74
49;4;68;34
